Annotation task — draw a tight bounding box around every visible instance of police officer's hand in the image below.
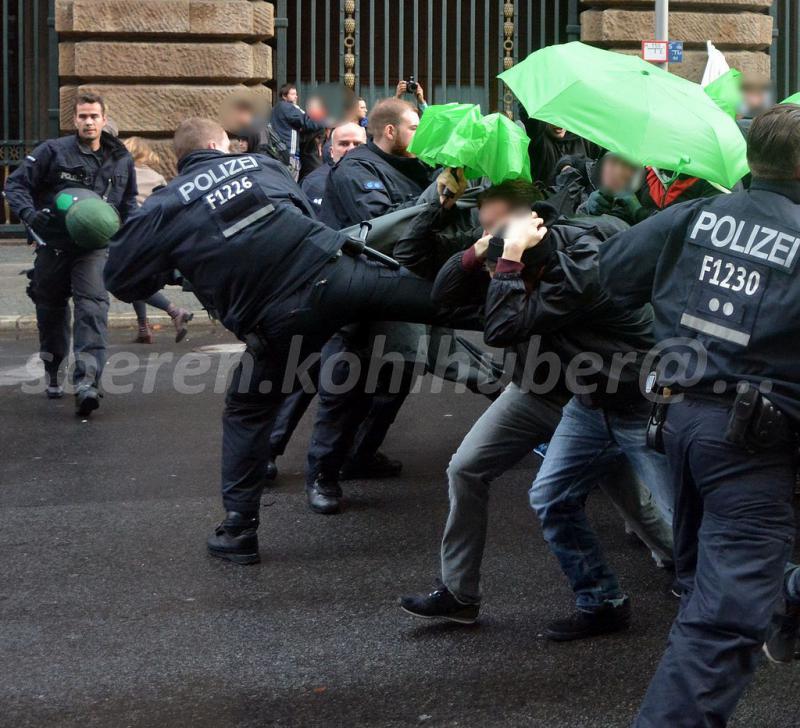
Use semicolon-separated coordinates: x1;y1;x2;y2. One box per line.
502;213;547;262
437;167;468;208
583;189;614;216
24;210;52;236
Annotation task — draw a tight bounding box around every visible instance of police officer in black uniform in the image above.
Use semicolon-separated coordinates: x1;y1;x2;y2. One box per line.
3;92;137;414
103;117;443;565
599;104;800;727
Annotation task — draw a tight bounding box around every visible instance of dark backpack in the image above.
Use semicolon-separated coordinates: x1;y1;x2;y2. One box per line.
258;124;291;168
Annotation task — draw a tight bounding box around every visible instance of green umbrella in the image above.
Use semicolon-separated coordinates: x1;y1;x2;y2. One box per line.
781;92;800;105
409;105;531;184
499;41;749;188
407;103;482;168
704;68;742;119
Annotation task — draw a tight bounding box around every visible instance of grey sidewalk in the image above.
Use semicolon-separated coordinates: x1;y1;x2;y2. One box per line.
0;243;213;332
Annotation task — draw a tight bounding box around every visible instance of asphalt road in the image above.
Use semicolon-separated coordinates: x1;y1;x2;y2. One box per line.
1;330;798;728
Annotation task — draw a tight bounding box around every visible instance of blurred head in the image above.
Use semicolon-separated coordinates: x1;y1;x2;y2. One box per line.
74;93;107;145
357;98;368;119
123;136;161;168
476;180;545;233
599;154;641;194
280;83;298;105
173;118;230;162
330;122;366;163
368;98;419;157
220;96;258;134
306;96;326;121
747;103;800;180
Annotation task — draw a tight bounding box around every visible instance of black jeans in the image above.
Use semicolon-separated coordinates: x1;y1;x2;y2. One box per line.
30;246;109;386
634;398;797;728
221;254;436;512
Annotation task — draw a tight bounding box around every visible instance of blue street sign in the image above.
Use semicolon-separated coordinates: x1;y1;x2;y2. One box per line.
669;41;684;63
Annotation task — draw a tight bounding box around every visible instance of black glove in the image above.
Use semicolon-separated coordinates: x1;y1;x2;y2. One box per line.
582;189;614;216
24;210;53;235
611;193;643;223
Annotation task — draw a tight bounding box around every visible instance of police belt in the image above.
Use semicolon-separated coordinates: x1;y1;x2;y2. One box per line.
676;385;797;451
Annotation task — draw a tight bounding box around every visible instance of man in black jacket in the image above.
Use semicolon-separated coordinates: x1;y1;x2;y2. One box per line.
103;117;442;565
301;98;434;515
270;84;327;181
400;204;673;637
3;92;137;414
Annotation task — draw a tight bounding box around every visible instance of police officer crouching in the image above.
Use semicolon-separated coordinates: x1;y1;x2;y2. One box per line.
103;118;444;565
3;92;137;415
599;104;800;727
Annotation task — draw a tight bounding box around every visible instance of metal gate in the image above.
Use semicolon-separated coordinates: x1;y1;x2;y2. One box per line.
771;0;799;101
1;0;59;235
274;0;579;113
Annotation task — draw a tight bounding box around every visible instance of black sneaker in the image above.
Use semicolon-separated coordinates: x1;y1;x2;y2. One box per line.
340;451;403;480
763;604;800;664
265;458;278;481
306;478;342;514
399;585;480;625
75;384;101;416
206;511;260;565
545;598;632;642
46;384;64;399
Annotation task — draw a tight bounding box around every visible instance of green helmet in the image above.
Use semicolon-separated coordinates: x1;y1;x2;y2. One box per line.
64;196;121;250
53;187;101;217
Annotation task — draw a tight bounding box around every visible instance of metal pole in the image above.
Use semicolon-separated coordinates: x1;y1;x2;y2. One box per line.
655;0;668;71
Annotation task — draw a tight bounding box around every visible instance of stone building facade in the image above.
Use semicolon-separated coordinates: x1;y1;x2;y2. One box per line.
52;0;776;178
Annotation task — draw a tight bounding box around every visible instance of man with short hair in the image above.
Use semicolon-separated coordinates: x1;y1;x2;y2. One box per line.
3;92;137;415
270;83;327;181
301;121;366;214
103;117;452;565
303;98;433;515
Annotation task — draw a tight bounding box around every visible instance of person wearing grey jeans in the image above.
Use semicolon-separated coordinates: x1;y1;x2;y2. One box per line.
400;382;673;622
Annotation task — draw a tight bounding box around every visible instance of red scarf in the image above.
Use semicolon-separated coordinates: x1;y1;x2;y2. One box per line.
646;167;700;209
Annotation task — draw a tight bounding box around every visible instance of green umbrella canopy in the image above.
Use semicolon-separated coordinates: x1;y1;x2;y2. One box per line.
407;103;482;167
704;68;742;119
781;92;800;105
409;105;531;184
499;42;749;188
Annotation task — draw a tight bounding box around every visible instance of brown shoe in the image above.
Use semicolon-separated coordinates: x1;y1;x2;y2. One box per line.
134;323;154;344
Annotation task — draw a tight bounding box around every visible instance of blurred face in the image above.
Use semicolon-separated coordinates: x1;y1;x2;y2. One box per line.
285;87;299;104
478;199;514;234
74;103;106;145
387;109;420;157
331;123;366;163
599;156;639;194
358;99;368;119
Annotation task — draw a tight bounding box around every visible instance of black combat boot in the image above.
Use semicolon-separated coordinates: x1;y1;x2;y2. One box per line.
265;458;278;481
306;478;342;514
339;451;403;480
206;511;260;565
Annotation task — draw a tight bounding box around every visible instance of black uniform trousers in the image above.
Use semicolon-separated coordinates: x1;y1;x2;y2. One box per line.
30;246;109;386
634;398;796;728
221;254;436;512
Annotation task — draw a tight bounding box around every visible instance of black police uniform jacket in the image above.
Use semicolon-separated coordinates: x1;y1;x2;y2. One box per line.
431;204;653;403
320;141;432;230
599;178;800;424
104;150;347;339
3;131;138;249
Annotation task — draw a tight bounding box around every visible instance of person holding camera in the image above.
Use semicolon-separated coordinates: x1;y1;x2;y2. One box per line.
3;92;137;415
396;77;428;114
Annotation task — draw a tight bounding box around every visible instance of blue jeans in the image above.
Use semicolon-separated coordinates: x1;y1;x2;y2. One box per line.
529;396;673;611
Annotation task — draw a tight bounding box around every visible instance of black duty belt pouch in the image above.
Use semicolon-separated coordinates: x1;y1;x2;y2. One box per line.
645;373;669;454
725;383;791;451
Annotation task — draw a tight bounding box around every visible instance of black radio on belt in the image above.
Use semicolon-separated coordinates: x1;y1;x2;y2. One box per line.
725;383;789;451
645;372;670;454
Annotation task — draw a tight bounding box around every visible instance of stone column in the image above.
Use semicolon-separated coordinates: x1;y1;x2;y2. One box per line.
56;0;275;177
580;0;773;84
